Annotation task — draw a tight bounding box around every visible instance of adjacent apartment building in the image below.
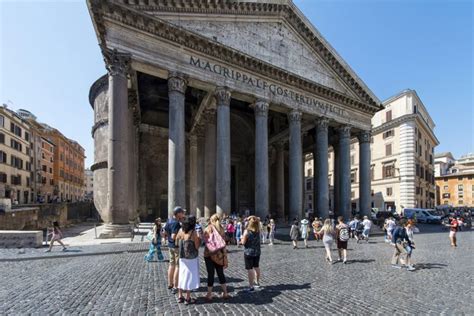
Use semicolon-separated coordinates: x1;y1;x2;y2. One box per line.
18;109;56;202
4;106;87;204
42;127;86;202
0;106;32;204
84;168;93;201
303;89;439;214
435;153;474;207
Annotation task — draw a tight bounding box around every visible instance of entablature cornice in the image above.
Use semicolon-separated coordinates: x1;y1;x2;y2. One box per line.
89;0;381;116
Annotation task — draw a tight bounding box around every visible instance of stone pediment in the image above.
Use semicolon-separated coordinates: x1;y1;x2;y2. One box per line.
158;19;353;97
88;0;381;111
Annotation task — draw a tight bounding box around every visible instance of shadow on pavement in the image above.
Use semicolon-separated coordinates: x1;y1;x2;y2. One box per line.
63;249;82;253
345;259;375;264
192;282;312;305
415;263;448;270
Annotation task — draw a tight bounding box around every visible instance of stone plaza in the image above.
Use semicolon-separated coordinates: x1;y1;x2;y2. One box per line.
0;225;472;314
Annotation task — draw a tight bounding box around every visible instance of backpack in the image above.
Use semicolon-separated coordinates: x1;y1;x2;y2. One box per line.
339;226;350;242
356;222;364;232
179;238;198;259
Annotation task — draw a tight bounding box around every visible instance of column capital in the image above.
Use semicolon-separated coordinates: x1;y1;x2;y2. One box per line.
288;109;302;123
253;99;270;117
103;47;131;77
357;130;372;143
337;125;352;139
214;87;231;106
168;72;188;94
315;117;330;130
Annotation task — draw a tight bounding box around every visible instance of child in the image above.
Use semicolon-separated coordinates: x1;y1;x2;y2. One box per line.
145;218;164;262
45;221;67;252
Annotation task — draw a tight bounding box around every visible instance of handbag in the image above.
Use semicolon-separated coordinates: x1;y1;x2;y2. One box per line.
205;226;226;253
146;230;154;242
210;249;228;269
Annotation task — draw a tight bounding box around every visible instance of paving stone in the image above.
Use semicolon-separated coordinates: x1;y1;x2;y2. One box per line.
0;225;472;314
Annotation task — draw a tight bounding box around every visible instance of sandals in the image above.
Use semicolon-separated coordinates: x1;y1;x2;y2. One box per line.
184;298;196;305
177;297;185;303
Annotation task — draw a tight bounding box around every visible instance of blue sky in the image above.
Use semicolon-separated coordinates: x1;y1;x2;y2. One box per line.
1;0;472;167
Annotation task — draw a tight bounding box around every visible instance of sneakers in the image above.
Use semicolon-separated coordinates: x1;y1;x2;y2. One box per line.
391;264;401;269
254;282;262;289
244;287;255;293
406;265;416;271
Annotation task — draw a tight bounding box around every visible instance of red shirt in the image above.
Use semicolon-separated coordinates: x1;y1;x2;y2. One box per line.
450;219;458;232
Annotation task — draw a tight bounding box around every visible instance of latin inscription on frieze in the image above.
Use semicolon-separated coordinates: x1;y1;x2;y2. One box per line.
189;56;346;118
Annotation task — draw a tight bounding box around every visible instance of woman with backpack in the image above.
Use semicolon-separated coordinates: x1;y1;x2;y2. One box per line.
320;219;336;263
203;214;230;301
176;216;200;304
289;219;300;249
241;216;262;292
144;218;164;262
336;216;349;263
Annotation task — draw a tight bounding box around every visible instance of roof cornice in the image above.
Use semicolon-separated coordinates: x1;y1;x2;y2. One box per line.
372;113;440;145
88;0;382;114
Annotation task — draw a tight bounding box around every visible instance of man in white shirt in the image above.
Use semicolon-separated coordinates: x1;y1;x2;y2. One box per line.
385;216;396;241
362;216;372;241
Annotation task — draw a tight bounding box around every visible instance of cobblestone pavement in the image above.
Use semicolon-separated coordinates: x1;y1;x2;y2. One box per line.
0;225;472;315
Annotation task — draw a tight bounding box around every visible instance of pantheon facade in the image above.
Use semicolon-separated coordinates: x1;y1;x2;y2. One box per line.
88;0;381;237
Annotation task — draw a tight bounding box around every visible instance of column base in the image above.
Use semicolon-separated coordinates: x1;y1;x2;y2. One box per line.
98;224;132;239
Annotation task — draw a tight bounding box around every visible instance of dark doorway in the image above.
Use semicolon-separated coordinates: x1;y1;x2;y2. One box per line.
231;165;236;214
385;202;396;212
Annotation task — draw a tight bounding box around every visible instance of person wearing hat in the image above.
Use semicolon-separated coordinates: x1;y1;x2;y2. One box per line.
300;218;310;248
165;206;185;294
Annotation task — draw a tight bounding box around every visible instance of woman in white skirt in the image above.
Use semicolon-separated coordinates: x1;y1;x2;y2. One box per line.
176;215;201;305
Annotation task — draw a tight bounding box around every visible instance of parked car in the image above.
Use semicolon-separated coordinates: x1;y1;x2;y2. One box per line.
402;208;442;224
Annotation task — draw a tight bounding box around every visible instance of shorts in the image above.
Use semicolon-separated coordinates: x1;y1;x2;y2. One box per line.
449;231;456;238
169;248;179;266
244;255;260;270
337;240;348;249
